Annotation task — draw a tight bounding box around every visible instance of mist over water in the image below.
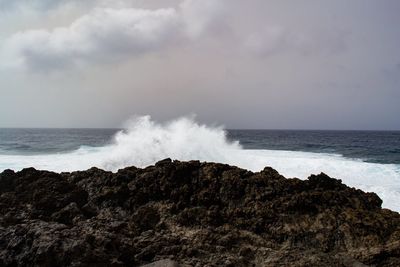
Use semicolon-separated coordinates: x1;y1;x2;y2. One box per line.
0;116;399;211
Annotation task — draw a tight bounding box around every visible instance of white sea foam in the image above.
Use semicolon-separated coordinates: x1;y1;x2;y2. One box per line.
0;115;399;211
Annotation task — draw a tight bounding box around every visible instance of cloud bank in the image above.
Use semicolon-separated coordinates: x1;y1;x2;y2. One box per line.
1;0;224;70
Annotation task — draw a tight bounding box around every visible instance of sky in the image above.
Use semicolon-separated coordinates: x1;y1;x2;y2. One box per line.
0;0;399;130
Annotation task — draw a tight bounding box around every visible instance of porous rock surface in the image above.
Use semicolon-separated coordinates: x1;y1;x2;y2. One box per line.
0;159;399;266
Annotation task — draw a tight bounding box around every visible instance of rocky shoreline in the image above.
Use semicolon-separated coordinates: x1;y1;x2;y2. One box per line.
1;159;399;266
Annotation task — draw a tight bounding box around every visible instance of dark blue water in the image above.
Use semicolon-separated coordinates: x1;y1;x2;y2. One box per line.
0;128;399;164
0;128;117;154
228;130;400;165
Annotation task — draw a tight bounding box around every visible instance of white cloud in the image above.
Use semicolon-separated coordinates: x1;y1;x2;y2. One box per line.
0;0;226;71
2;7;181;70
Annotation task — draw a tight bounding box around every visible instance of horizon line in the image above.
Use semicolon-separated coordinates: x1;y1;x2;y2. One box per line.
0;127;399;132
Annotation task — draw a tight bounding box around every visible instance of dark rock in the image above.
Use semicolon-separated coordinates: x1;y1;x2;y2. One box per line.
0;160;399;266
130;205;161;232
51;202;82;225
141;259;180;267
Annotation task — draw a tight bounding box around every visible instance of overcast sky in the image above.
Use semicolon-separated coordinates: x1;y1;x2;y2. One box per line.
0;0;399;129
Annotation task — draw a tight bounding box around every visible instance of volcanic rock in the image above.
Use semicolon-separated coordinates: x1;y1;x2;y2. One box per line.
0;159;399;266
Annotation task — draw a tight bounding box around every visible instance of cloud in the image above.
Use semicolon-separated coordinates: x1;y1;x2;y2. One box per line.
180;0;225;38
244;27;287;56
0;0;226;71
2;7;180;70
242;26;348;59
0;0;80;11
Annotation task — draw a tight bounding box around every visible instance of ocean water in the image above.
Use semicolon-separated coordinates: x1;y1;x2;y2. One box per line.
0;116;399;211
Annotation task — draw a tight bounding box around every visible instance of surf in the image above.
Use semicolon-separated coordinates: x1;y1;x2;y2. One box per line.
0;115;399;211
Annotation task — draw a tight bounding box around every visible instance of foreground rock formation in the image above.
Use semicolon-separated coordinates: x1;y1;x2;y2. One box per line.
0;159;399;266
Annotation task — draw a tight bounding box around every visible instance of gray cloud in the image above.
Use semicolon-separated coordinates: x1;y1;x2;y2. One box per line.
180;0;225;38
1;0;225;70
0;0;399;130
2;8;180;70
0;0;80;11
0;0;342;71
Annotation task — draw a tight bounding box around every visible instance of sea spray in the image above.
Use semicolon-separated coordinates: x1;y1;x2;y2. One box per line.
0;115;399;211
100;115;241;170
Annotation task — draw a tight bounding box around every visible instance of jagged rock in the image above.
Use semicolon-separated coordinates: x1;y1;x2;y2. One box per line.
0;159;399;266
141;259;180;267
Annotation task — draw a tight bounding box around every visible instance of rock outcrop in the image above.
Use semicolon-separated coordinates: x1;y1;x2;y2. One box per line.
0;159;399;266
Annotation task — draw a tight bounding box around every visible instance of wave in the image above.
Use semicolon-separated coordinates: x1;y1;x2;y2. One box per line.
0;115;399;211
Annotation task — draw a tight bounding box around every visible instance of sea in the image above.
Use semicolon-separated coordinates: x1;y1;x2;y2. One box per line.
0;116;399;211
